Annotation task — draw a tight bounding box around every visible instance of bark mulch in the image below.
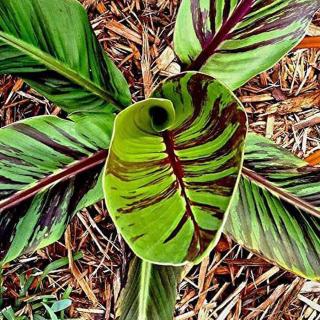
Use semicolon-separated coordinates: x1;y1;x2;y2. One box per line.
1;1;320;319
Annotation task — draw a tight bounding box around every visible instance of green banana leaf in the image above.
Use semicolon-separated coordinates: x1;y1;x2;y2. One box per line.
225;133;320;280
104;72;248;265
0;113;113;265
0;0;131;113
116;258;182;320
174;0;320;90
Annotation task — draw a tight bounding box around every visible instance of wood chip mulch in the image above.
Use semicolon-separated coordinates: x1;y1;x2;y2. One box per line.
1;1;320;319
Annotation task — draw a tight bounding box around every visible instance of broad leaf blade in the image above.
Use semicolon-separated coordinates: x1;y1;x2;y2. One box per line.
0;0;131;113
116;258;182;320
1;165;103;265
104;72;247;265
174;0;320;90
0;114;112;264
0;115;112;204
225;133;320;280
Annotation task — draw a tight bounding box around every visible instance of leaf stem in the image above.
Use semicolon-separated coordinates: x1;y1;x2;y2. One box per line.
242;166;320;218
0;150;108;213
187;0;253;71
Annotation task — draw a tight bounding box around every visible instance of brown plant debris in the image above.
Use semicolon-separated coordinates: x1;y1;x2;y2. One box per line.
0;1;319;319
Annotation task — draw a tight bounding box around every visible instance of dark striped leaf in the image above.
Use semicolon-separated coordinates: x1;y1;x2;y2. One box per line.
174;0;320;90
0;0;131;113
116;258;182;320
0;114;113;265
225;133;320;280
104;72;247;265
1;165;103;265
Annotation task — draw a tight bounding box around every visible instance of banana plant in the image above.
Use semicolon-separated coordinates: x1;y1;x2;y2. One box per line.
104;73;248;265
0;0;319;319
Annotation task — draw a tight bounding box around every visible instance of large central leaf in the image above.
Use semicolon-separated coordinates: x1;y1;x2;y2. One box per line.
174;0;320;89
104;72;247;265
0;113;113;265
0;0;131;113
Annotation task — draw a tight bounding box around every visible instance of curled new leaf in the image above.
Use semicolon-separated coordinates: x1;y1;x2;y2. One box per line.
104;72;247;265
225;133;320;280
174;0;320;90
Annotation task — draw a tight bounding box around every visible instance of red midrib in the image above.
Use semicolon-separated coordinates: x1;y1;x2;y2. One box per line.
162;131;202;247
242;167;320;218
187;0;253;71
0;150;108;213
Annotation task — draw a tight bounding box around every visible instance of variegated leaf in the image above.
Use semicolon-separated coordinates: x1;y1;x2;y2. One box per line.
1;165;103;265
174;0;320;89
0;0;131;113
0;113;112;264
104;72;247;265
225;133;320;280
